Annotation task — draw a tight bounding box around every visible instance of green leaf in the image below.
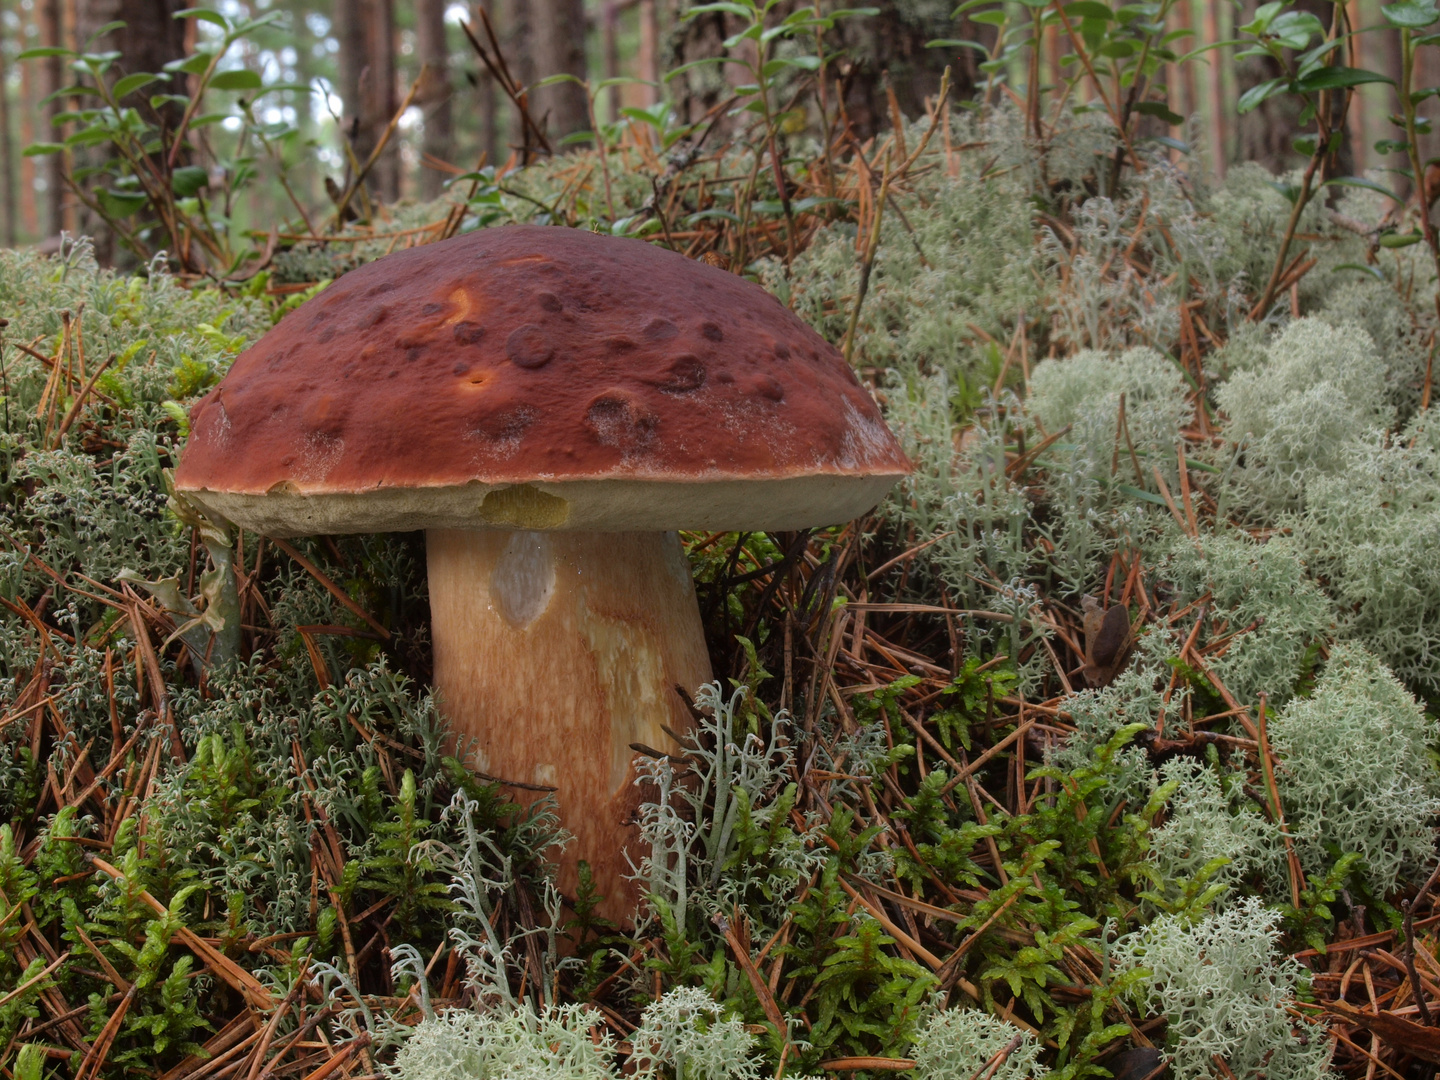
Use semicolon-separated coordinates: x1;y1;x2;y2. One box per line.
1134;100;1183;125
1324;175;1400;201
1331;263;1386;280
85;19;126;45
171;165;209;196
208;69;263;91
683;0;755;16
1239;0;1285;35
1383;0;1440;28
1116;484;1169;507
926;38;988;51
98;188;151;218
22;142;66;157
18;46;77;59
1294;66;1394;92
1237;77;1285;114
1374;137;1411;154
596;76;655;90
1063;1;1114;19
113;72;164;99
1379;231;1424;247
532;72;585;89
175;7;230;29
165;52;216;75
1266;179;1301;203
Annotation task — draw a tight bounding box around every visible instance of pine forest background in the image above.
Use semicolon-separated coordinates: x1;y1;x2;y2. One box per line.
4;0;1440;247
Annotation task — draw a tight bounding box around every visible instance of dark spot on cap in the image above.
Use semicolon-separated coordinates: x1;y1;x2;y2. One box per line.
388;369;399;378
716;371;735;385
453;321;486;346
506;324;555;369
341;362;358;379
421;302;444;316
586;391;657;453
605;335;638;352
366;281;397;297
307;311;331;330
756;375;785;402
364;307;390;328
700;321;724;342
405;347;426;364
773;341;792;361
657;355;706;394
643;317;679;342
317;326;336;344
537;291;563;314
471;404;538;443
452;361;472;376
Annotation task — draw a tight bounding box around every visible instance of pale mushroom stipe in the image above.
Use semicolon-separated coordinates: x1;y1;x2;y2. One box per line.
175;224;913;922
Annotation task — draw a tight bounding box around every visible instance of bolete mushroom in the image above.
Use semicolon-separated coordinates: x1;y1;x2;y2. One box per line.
174;224;911;922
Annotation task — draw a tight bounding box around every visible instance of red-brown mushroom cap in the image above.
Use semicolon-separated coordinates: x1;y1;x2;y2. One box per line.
175;224;912;535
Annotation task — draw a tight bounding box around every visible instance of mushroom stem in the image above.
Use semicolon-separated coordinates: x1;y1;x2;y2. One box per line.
426;528;712;924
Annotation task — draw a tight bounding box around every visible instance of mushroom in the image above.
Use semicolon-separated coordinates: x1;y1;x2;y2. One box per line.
175;225;912;922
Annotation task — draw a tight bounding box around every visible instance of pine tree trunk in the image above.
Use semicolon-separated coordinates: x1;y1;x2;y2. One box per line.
337;0;399;202
527;0;590;142
73;0;187;261
474;0;499;166
0;0;16;248
41;0;65;239
666;0;973;138
416;0;453;197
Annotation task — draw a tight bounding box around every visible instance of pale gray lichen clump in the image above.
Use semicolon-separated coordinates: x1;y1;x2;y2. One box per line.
385;1004;617;1080
1217;318;1391;514
1113;898;1333;1080
1268;643;1440;896
1147;757;1281;902
909;1009;1048;1080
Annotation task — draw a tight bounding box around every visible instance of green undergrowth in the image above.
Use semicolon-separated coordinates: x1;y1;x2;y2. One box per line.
2;102;1439;1080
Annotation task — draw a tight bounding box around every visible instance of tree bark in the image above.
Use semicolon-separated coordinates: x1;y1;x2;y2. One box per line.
527;0;590;143
73;0;188;261
416;0;454;197
474;0;499;166
0;0;16;248
336;0;399;202
666;0;972;139
41;0;65;239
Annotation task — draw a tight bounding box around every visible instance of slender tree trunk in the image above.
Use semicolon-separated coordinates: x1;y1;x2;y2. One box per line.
603;0;620;122
42;0;65;238
73;0;187;261
19;1;37;241
638;0;659;103
475;0;499;165
337;0;399;202
1202;0;1227;179
416;0;453;197
528;0;589;142
503;0;535;159
0;0;17;247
